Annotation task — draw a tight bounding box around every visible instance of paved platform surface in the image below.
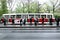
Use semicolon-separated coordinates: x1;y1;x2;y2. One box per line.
0;24;59;28
0;22;60;28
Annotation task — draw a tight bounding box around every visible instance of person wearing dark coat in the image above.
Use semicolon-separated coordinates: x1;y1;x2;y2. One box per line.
20;19;22;26
23;18;26;25
12;18;14;25
3;18;6;25
34;18;38;26
56;18;60;26
30;17;33;25
49;18;52;25
42;17;44;25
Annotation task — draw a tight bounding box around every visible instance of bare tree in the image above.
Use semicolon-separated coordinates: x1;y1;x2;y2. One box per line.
50;0;60;14
27;0;31;13
27;0;34;13
37;1;41;13
7;0;15;13
18;0;30;13
21;0;27;13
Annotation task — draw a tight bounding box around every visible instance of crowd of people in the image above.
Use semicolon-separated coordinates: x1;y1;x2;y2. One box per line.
0;17;60;26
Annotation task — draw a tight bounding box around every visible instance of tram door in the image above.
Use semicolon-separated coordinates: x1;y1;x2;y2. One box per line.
47;15;52;21
41;15;46;22
28;14;34;22
15;15;21;24
8;15;16;24
22;15;28;22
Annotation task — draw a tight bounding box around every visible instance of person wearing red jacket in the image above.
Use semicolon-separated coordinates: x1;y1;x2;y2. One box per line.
1;17;6;25
1;17;4;23
42;17;44;25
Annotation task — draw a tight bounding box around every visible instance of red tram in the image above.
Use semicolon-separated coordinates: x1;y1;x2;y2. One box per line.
2;13;55;24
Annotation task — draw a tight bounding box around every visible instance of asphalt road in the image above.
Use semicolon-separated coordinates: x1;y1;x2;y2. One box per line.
0;28;60;40
0;30;60;40
0;23;60;40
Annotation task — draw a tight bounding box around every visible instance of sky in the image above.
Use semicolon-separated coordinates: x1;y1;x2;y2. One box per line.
11;0;60;11
38;0;49;4
12;0;50;10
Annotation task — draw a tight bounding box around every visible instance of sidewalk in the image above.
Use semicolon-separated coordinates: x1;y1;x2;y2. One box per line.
0;24;59;28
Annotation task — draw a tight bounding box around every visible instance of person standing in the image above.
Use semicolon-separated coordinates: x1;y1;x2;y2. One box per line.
49;17;52;25
42;17;44;25
12;18;14;25
23;18;26;25
34;17;38;26
20;19;22;26
30;17;32;25
1;17;6;25
56;18;60;26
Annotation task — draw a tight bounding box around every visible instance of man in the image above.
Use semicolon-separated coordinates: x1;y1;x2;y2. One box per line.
30;17;33;25
42;17;44;25
12;18;14;25
20;19;22;26
56;18;60;26
49;17;52;25
23;18;26;25
34;17;38;26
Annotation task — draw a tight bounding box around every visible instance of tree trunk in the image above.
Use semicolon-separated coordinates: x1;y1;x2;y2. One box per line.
53;5;55;14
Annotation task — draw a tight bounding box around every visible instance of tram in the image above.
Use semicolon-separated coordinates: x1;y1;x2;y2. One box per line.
2;13;55;24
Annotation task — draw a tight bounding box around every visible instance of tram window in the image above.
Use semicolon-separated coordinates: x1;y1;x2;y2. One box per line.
35;15;40;18
41;15;46;18
22;15;28;19
47;15;52;18
11;15;15;18
29;15;34;18
4;15;9;19
16;15;21;18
